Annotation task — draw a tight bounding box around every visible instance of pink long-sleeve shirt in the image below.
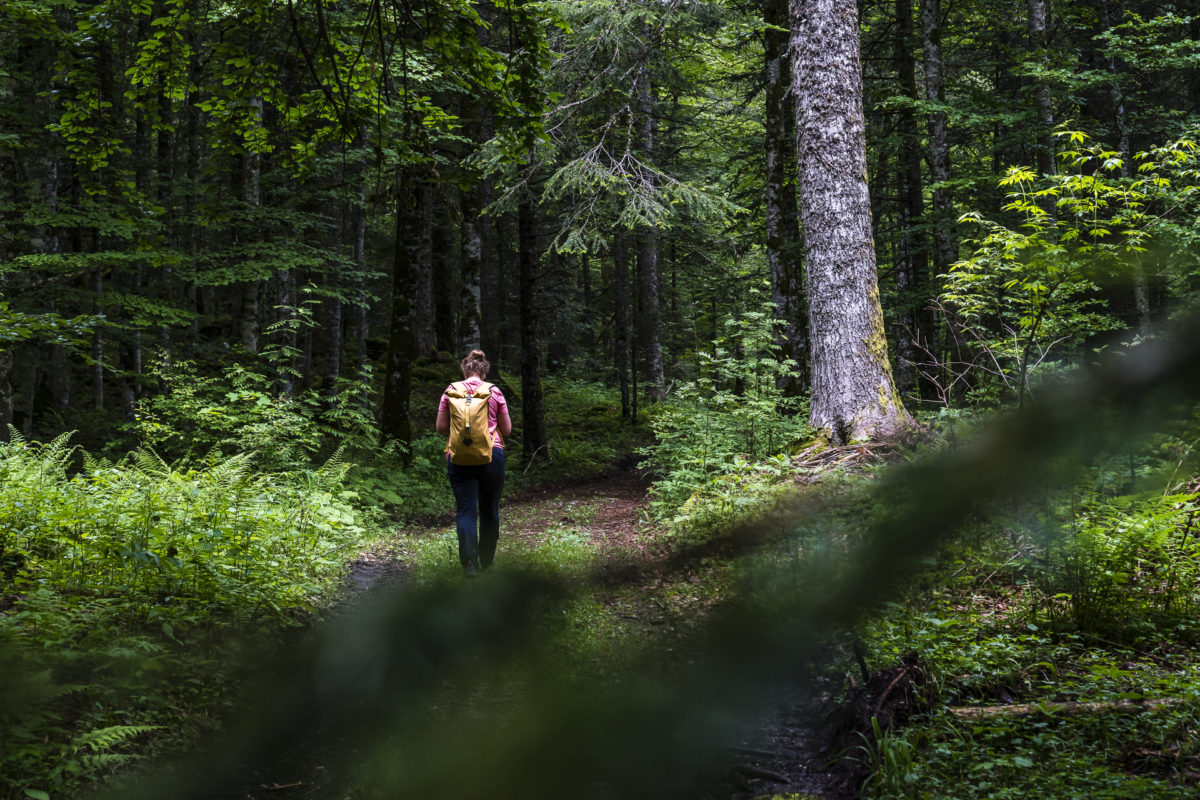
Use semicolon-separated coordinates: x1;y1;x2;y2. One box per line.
437;378;509;449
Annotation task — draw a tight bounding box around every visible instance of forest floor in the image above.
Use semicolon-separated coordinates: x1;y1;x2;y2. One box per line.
203;468;860;800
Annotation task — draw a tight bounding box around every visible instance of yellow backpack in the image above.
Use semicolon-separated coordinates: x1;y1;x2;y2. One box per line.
444;381;494;465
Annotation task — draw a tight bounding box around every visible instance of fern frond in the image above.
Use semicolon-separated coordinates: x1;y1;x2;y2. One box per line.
132;447;172;479
71;724;159;754
42;431;78;468
81;751;139;770
5;424;25;446
315;445;351;486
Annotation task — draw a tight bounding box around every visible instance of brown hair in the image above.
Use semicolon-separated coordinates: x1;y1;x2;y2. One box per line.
460;349;490;379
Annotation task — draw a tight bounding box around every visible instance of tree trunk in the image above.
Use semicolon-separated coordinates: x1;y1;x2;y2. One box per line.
920;0;955;276
478;113;500;364
792;0;912;443
238;117;263;354
613;229;632;419
380;171;419;458
765;0;807;396
432;207;456;353
92;270;104;411
1027;0;1055;178
494;213;512;365
0;348;13;439
1100;0;1150;336
239;280;260;354
519;191;547;460
581;252;592;315
414;181;435;357
352;133;369;383
459;183;484;352
41;162;70;417
920;0;961;399
893;0;930;399
635;72;666;402
637;228;665;402
320;183;344;399
277;267;298;396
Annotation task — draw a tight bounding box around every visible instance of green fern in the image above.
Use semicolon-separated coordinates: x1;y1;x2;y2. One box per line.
131;447;172;479
71;724;158;754
5;424;25;446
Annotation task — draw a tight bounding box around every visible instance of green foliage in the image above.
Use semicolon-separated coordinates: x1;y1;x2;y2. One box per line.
943;132;1200;404
133;357;378;471
642;289;808;519
0;430;363;623
0;430;369;798
0;302;98;346
535;378;641;479
857;412;1200;800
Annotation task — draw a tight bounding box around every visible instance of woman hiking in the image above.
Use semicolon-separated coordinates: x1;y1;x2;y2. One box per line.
435;350;513;577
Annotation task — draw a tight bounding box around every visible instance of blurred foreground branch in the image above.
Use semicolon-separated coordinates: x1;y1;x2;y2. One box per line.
112;315;1200;800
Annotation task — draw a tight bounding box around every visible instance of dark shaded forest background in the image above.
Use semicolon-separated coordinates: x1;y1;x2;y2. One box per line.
4;0;1197;456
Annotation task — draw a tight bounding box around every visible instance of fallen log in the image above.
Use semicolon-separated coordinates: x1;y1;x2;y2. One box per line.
948;697;1186;719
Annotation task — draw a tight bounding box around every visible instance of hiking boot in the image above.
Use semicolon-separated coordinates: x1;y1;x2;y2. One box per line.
464;561;478;578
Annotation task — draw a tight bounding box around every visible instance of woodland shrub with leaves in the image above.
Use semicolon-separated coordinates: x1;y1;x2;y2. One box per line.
942;131;1200;405
857;410;1200;800
643;292;808;522
133;358;379;470
0;431;367;799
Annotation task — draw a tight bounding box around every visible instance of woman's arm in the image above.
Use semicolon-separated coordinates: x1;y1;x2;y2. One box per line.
498;410;512;437
436;407;450;435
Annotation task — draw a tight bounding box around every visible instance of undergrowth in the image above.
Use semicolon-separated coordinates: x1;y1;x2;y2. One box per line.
0;430;369;799
641;292;810;529
853;411;1200;800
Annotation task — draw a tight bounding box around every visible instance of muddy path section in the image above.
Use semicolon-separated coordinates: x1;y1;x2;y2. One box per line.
502;470;652;557
196;472;651;800
196;470;852;800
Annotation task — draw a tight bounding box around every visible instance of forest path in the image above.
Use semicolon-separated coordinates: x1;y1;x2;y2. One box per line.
220;470;849;800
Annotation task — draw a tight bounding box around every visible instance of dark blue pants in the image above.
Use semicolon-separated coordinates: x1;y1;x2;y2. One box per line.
446;447;506;569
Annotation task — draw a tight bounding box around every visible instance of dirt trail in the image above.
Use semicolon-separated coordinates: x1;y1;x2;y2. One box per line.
205;470;851;800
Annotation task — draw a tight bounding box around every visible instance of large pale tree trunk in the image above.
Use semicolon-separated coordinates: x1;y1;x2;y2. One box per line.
764;0;807;395
791;0;912;444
